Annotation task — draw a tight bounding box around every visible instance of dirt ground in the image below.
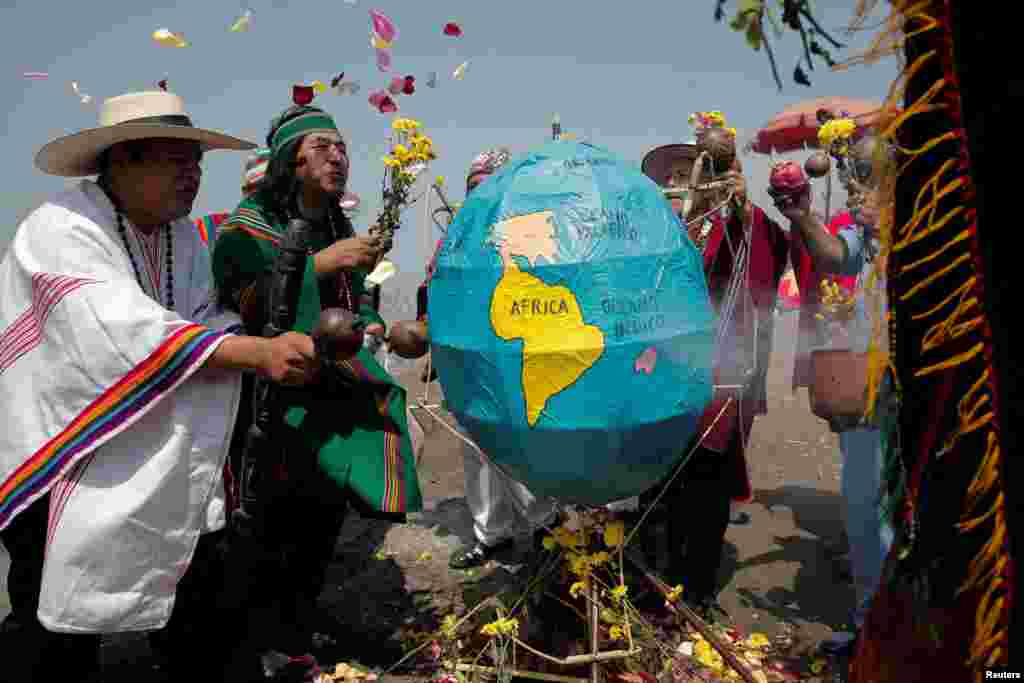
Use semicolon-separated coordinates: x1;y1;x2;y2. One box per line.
0;310;856;681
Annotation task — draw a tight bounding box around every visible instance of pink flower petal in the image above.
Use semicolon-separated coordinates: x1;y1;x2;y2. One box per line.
293;84;314;105
370;9;396;43
388;76;404;95
402;75;415;95
375;47;392;72
368;90;386;106
634;347;657;374
443;22;462;37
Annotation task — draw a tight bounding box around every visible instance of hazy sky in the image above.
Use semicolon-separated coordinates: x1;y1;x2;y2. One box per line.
1;0;895;274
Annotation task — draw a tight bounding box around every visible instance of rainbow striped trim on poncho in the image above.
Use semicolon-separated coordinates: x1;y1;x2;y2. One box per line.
194;212;230;246
0;323;227;531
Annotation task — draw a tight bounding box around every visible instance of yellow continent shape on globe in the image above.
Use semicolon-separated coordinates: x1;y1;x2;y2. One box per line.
490;266;605;427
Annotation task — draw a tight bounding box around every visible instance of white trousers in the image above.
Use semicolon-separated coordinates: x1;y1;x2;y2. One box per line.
459;426;557;546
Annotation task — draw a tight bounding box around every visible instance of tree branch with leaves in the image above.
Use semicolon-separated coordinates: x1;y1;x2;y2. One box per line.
716;0;845;90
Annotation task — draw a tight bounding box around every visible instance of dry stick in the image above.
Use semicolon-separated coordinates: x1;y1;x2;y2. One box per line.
625;550;758;683
504;636;640;668
588;581;601;683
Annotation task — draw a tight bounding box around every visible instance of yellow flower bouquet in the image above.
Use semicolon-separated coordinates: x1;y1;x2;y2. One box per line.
817;117;857;158
371;117;437;251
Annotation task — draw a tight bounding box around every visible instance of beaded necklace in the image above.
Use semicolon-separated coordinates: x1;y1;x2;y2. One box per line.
114;209;175;310
327;209;354;312
98;183;174;309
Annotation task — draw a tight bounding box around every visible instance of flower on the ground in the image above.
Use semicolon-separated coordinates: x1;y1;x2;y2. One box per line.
745;632;771;649
603;520;625;548
600;607;622;625
569;581;589;599
440;614;458;639
694;639;724;672
568;553;594;577
480;617;519;638
610;584;628;603
665;584;685;603
550;525;586;550
609;625;625;641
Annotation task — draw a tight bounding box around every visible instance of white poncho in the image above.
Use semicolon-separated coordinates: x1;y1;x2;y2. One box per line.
0;180;242;633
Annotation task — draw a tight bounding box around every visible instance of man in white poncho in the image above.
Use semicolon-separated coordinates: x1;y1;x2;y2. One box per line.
0;91;319;681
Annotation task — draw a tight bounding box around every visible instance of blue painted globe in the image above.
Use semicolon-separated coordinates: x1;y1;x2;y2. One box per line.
428;141;716;505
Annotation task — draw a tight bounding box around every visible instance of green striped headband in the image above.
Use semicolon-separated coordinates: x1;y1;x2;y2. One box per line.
270;110;340;158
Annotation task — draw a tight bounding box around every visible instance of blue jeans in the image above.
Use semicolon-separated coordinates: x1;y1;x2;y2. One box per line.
839;426;894;629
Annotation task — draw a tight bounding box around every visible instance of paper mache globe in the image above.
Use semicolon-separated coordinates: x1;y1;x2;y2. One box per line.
428;141;716;505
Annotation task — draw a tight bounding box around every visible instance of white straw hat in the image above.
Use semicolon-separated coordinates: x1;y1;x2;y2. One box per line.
35;90;257;177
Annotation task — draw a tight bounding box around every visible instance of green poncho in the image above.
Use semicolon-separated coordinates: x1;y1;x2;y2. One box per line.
212;190;422;517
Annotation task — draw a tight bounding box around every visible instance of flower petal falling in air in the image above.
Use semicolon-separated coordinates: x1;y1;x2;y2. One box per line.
369;9;397;43
229;9;253;32
375;48;392;72
293;84;315;106
152;28;189;48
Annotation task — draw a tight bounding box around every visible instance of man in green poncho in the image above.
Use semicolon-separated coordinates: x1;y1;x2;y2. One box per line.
212;103;423;670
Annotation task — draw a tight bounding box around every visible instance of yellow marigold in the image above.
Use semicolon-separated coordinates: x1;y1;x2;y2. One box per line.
599;608;620;624
818;118;857;150
568;554;591;577
480;617;518;638
610;584;628;603
392;143;409;158
603;520;625;549
609;625;625;641
591;551;610;565
434;175;445;187
382;156;401;168
569;581;588;599
553;527;584;549
440;614;458;638
666;584;684;603
542;536;556;551
694;640;723;671
745;633;770;649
